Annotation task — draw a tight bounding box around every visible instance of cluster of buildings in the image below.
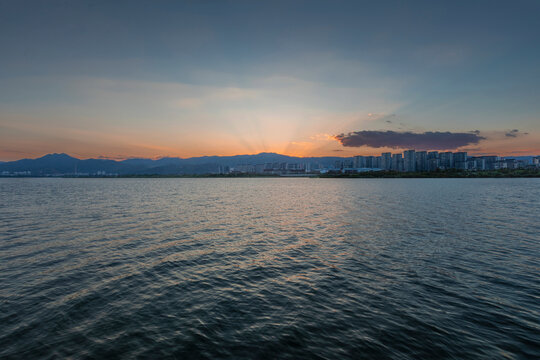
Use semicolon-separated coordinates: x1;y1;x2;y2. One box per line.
347;150;534;172
0;170;118;177
224;151;540;175
1;171;31;176
220;163;312;175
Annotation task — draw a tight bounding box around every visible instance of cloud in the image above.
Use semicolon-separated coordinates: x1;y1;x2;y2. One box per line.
505;129;520;137
334;130;485;150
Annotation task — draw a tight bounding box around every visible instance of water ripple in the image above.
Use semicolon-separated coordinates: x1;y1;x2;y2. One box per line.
1;178;539;359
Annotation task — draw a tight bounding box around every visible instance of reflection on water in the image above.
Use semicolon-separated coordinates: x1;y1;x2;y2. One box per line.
1;178;539;359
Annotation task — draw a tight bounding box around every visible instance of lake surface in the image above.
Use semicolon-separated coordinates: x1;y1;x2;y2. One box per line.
1;178;539;359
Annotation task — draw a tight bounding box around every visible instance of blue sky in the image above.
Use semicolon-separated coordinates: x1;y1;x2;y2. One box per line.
1;0;539;159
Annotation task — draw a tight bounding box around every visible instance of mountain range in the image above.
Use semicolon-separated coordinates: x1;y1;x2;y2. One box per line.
1;153;536;176
0;153;350;176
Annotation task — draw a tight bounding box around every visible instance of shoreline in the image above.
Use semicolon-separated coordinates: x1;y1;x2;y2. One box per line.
1;169;539;179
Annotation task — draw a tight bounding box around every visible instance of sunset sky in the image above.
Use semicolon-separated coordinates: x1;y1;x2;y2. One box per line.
1;0;539;161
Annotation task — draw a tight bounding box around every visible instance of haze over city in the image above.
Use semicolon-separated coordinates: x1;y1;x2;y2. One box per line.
1;0;539;161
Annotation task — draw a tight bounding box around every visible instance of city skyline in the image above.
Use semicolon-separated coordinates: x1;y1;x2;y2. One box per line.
1;1;540;161
1;149;538;177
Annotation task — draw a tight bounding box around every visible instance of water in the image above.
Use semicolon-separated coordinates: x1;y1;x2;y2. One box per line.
0;178;539;359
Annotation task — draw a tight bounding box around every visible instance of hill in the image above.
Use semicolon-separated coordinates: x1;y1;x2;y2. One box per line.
0;153;348;176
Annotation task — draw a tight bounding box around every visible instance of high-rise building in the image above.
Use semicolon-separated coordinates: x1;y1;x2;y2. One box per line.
453;152;467;162
416;151;427;172
453;152;468;169
428;158;439;171
381;152;392;170
365;156;375;168
391;153;403;171
353;156;366;168
439;152;454;169
475;158;486;170
426;152;439;171
374;156;381;169
481;156;498;170
403;150;416;172
467;158;486;170
503;159;517;169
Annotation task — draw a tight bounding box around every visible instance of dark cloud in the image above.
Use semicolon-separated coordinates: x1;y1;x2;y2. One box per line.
505;129;520;137
505;129;528;137
334;130;485;150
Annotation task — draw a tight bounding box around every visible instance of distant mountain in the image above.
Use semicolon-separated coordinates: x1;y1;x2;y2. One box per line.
0;152;350;176
0;153;80;175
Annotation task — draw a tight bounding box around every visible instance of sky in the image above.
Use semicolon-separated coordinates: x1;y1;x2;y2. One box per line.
1;0;539;160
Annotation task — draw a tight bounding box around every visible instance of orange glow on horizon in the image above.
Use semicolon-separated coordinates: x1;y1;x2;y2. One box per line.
2;141;539;162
